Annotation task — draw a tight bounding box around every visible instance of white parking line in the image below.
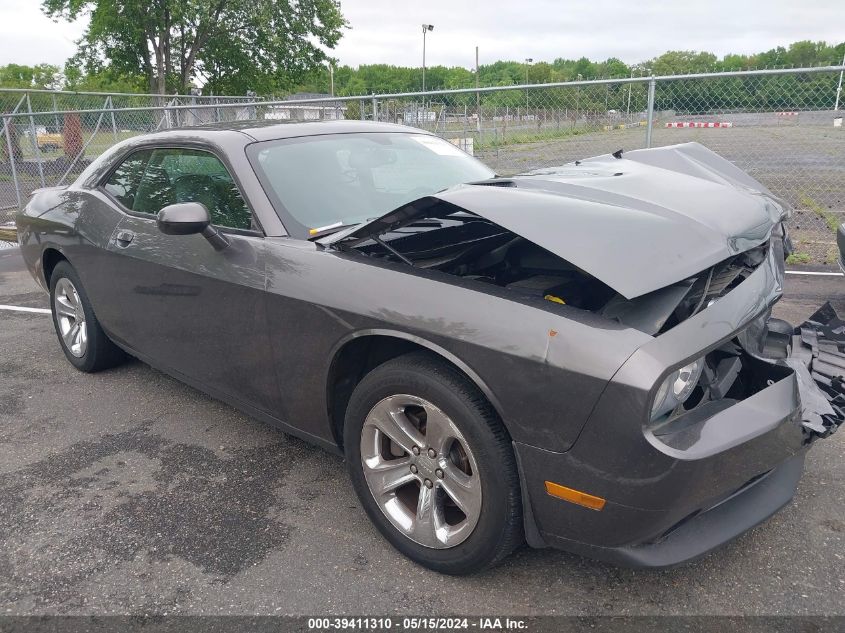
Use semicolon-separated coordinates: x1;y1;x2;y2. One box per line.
784;270;842;276
0;304;51;314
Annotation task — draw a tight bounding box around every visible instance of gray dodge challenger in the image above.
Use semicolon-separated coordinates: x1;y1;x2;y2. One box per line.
16;120;843;574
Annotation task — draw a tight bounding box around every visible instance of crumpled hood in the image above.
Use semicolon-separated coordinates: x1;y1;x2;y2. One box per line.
329;142;786;299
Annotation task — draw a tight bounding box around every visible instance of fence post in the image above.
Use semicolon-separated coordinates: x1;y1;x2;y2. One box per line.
3;117;22;209
245;92;257;121
372;94;377;122
108;96;118;142
645;76;656;148
360;97;365;121
26;94;46;188
52;93;60;133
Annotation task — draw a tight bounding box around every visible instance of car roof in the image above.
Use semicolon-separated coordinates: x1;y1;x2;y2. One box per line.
156;119;433;142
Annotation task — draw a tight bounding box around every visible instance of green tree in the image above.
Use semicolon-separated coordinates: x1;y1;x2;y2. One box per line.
63;61;147;93
42;0;347;95
0;63;62;89
600;58;630;78
649;51;718;75
786;40;826;67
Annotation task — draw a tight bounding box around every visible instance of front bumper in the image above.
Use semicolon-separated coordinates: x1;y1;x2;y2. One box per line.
515;359;809;567
517;246;842;567
516;447;806;568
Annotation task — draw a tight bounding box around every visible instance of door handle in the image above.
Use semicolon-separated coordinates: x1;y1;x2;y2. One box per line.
114;229;135;247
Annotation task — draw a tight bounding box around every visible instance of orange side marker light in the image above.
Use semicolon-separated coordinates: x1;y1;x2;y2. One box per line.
544;481;606;511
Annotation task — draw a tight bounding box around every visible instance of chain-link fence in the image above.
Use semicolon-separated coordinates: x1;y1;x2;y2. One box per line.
0;88;270;222
3;66;845;263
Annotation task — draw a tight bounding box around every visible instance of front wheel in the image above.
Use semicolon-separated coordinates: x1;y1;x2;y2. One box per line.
344;352;523;574
49;260;125;372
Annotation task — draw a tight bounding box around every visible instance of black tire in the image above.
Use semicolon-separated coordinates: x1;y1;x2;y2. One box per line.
344;351;523;574
49;260;125;372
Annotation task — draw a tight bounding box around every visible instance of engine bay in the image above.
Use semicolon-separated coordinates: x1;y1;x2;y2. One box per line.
340;210;768;336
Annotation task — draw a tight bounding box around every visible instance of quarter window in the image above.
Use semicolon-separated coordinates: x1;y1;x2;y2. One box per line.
103;151;151;210
104;148;254;231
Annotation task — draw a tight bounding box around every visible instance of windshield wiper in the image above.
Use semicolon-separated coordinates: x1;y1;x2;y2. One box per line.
307;221;364;240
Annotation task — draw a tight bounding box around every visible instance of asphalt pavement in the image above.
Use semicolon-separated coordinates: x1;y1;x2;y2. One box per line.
1;246;843;616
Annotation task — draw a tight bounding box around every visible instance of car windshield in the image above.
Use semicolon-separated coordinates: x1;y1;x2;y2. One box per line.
248;132;495;238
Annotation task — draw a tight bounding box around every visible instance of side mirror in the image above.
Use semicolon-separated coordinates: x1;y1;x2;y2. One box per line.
156;202;229;250
157;202;211;235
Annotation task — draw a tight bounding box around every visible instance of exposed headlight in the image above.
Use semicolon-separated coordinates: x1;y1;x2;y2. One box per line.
650;358;705;420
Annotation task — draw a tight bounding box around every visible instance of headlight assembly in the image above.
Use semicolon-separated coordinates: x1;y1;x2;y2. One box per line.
650;357;705;420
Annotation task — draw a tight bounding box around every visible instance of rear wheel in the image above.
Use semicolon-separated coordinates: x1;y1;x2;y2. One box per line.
49;261;125;372
344;352;523;574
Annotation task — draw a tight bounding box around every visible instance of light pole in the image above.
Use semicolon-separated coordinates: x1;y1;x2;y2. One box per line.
422;24;434;93
327;62;334;97
524;58;532;115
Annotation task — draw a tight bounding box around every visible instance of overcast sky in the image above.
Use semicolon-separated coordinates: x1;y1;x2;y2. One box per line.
0;0;842;70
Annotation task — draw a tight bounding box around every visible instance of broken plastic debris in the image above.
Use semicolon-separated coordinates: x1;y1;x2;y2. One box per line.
787;301;845;439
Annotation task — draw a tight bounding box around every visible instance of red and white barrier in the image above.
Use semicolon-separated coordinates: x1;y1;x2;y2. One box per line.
665;121;733;128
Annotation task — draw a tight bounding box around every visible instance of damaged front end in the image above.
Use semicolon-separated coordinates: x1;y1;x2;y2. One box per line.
511;243;843;565
685;274;845;443
323;141;842;446
647;310;844;452
590;211;841;444
318;139;845;565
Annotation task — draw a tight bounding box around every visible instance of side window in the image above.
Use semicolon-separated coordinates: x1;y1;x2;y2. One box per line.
103;150;153;209
106;147;255;231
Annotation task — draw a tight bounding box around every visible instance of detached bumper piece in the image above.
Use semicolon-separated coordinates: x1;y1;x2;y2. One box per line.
789;302;845;439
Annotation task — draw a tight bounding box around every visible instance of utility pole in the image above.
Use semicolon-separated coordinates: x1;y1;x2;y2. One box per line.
835;50;845;111
626;69;634;117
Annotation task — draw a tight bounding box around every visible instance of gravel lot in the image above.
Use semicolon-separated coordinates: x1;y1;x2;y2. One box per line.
1;246;844;616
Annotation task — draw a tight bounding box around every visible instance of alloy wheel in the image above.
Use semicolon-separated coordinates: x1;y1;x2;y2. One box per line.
360;394;482;549
54;277;88;358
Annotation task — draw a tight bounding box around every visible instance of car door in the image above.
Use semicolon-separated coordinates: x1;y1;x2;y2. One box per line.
97;145;278;413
